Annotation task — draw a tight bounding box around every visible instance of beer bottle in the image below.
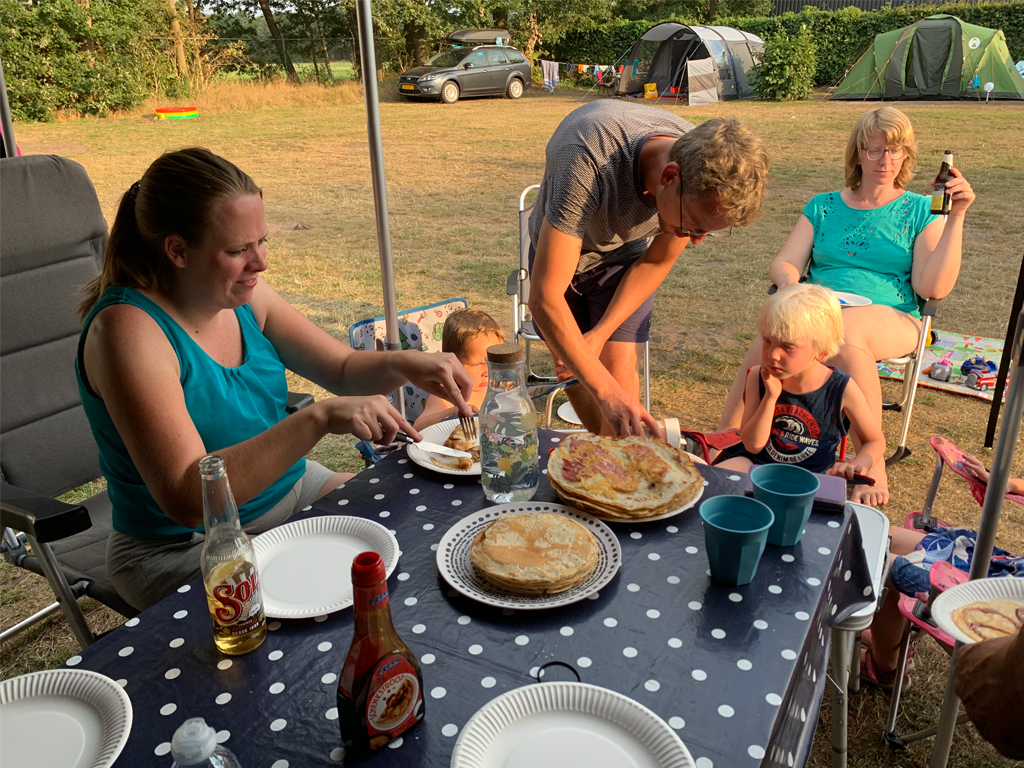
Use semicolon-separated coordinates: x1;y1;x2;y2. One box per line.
931;150;954;215
337;552;424;758
199;455;267;656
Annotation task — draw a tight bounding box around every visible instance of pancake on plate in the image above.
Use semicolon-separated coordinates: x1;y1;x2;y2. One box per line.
952;599;1024;642
547;434;702;520
470;512;598;595
429;422;480;471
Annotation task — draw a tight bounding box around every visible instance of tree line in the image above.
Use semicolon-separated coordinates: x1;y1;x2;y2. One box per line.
1;0;770;120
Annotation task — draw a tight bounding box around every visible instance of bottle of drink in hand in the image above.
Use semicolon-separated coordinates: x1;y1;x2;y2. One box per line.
931;150;954;215
200;455;267;656
337;552;425;758
479;343;540;503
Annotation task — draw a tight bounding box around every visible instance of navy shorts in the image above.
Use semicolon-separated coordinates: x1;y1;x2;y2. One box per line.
528;243;654;343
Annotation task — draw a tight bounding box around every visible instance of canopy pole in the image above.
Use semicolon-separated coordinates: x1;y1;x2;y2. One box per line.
928;308;1024;768
0;55;17;157
355;0;404;416
985;253;1024;446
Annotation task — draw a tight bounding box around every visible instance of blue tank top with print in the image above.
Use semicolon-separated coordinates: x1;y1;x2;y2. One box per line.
746;367;851;473
76;286;305;540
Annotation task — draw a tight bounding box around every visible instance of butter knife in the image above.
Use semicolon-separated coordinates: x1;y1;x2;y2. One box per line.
394;433;472;459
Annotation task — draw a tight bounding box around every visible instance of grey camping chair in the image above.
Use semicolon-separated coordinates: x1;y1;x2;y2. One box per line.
507;184;651;418
0;154;136;649
0;155;315;650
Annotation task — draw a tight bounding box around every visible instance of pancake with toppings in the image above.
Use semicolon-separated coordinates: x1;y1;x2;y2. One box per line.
952;599;1023;642
548;434;702;520
429;422;479;471
470;512;599;595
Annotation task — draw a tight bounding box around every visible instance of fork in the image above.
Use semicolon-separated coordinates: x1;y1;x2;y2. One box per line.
458;413;478;441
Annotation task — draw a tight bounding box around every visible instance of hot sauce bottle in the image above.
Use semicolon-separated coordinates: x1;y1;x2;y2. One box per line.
337;551;424;758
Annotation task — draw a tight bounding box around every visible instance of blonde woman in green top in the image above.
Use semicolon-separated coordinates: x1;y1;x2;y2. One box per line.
717;107;975;506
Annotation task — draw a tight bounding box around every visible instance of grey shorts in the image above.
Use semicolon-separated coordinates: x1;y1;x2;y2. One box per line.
107;460;337;612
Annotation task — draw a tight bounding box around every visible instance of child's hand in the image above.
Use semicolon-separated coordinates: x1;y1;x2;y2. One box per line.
760;366;783;399
826;461;868;481
961;453;990;484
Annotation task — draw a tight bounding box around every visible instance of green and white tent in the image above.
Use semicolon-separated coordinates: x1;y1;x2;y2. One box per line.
831;15;1024;100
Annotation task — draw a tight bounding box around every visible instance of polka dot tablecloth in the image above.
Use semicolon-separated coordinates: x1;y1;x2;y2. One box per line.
67;430;872;768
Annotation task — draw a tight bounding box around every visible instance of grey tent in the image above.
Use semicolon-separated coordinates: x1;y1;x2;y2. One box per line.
614;23;764;104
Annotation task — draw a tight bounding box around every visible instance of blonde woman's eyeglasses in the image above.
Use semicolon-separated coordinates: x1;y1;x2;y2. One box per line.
864;146;906;161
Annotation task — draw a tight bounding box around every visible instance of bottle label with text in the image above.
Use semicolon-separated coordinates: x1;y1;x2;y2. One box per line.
365;655;424;744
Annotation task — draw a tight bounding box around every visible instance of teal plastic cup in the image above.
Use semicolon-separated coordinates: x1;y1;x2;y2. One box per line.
750;464;821;547
699;496;775;586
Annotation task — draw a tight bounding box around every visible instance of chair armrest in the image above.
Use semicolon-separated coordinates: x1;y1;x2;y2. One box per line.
0;482;92;543
507;269;528;296
286;392;314;414
921;298;941;318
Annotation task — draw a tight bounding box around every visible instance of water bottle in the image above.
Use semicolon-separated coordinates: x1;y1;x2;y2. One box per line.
479;343;540;502
170;718;242;768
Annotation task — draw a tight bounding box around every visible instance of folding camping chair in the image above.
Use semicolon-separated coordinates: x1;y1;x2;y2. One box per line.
349;298;468;422
0;155;136;649
0;155;315;650
507;184;651;410
881;436;1024;750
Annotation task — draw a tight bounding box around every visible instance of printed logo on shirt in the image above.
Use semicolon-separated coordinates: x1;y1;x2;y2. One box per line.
766;404;820;465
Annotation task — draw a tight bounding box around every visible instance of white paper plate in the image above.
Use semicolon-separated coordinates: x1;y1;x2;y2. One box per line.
253;516;399;618
407;419;480;476
451;682;694;768
931;577;1024;645
833;291;872;307
556;401;582;425
0;669;132;768
436;502;621;610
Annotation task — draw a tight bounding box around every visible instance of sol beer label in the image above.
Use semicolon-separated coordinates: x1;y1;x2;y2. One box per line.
209;562;264;636
365;655;423;740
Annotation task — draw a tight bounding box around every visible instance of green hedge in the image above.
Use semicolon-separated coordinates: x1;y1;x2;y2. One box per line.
550;2;1024;86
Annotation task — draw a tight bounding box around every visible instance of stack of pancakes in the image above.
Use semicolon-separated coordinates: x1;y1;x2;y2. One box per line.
470;512;598;595
952;599;1023;641
548;434;702;520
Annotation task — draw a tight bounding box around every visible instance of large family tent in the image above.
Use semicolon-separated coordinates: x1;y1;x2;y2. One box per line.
831;15;1024;100
614;23;764;105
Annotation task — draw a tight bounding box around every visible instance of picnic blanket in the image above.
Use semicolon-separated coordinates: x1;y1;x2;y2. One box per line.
878;328;1006;402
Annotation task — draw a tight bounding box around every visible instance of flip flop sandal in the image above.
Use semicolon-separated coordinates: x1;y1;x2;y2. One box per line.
859;646;914;693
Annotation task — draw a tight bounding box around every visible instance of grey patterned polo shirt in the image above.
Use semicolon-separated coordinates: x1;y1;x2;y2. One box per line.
528;100;694;274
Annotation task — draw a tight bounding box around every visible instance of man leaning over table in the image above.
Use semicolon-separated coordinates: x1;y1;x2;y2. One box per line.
527;100;769;438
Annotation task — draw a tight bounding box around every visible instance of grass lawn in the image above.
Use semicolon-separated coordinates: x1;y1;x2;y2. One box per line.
3;83;1023;767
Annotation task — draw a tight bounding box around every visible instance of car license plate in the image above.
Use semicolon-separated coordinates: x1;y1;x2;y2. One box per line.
401;84;415;91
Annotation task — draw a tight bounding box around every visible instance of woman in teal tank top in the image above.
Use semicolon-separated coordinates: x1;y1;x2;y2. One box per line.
717;107;975;507
76;149;475;611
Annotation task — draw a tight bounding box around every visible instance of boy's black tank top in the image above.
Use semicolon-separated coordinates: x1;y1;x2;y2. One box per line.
748;366;851;473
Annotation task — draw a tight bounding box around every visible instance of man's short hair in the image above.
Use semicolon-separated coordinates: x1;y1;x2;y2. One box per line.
441;308;504;358
668;118;769;228
844;106;917;191
759;284;844;360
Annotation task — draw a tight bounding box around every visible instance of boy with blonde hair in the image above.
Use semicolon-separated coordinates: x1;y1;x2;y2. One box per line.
716;285;885;498
414;309;504;429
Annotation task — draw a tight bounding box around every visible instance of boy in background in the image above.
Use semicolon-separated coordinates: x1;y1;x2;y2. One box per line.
414;309;504;429
715;284;886;506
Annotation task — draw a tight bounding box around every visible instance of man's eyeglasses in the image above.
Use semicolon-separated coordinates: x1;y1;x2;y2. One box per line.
863;146;906;162
661;192;732;242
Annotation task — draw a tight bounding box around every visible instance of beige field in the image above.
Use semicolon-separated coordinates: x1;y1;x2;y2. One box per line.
3;81;1023;767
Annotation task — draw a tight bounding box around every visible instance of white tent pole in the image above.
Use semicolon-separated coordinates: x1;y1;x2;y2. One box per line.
355;0;404;416
928;308;1024;768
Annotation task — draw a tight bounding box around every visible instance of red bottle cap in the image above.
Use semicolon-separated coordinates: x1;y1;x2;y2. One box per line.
352;551;386;587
